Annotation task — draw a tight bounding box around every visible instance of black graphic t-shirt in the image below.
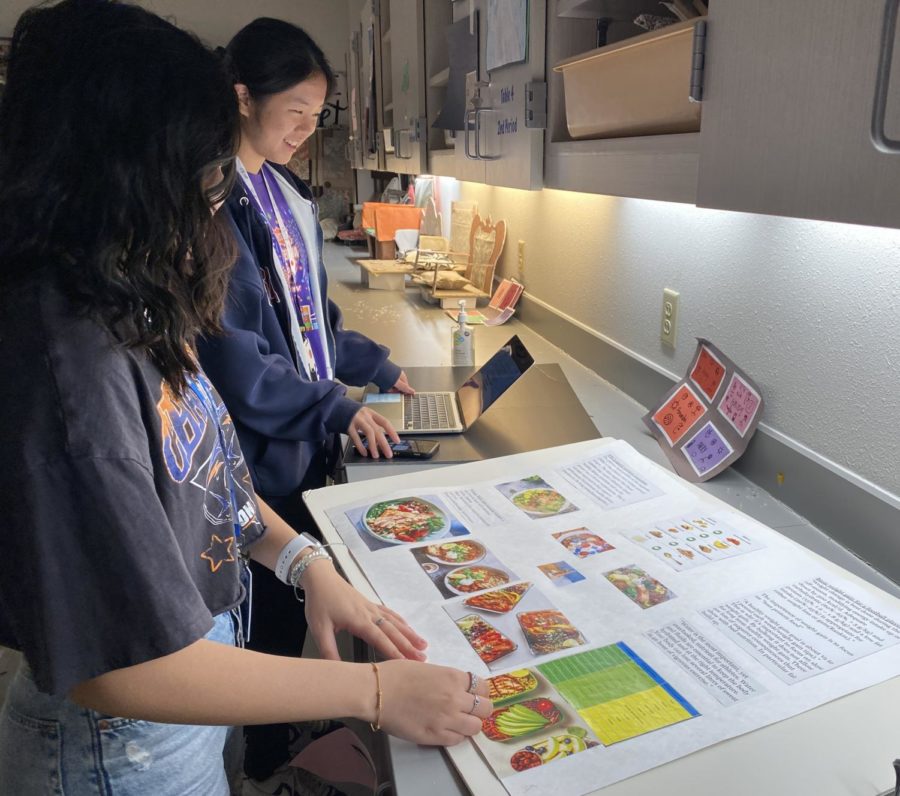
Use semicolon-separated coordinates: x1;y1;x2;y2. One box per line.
0;277;266;696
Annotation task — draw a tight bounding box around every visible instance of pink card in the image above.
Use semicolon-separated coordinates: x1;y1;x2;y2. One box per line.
718;374;762;437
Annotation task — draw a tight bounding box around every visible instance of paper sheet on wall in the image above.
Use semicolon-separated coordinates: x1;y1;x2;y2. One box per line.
486;0;528;73
314;439;900;796
643;339;764;482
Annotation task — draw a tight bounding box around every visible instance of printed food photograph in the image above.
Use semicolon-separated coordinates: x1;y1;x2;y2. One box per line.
414;542;518;600
509;726;600;772
482;697;563;742
455;614;518;664
343;493;471;552
444;580;585;670
473;666;602;778
463;582;532;614
517;609;587;655
552;528;615;559
488;669;540;705
425;539;485;565
537;560;586;586
604;565;676;609
513;488;568;515
364;497;448;543
496;475;579;519
446;565;511;595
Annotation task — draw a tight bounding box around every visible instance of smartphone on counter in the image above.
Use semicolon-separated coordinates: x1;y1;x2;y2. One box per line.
362;438;440;459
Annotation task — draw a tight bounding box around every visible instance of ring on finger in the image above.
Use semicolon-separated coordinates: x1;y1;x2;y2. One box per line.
466;671;478;694
467;694;481;715
374;617;386;627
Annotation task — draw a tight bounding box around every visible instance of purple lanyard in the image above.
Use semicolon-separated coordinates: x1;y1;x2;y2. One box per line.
246;170;319;333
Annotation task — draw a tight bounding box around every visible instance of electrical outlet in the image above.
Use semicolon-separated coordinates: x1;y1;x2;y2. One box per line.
517;240;526;279
661;288;679;348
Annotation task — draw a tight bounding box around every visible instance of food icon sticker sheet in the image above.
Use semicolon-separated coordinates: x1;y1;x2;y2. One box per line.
444;581;588;670
643;339;764;482
343;494;470;551
627;513;762;571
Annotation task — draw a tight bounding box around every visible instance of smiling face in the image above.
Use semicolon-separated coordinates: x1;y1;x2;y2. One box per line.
236;72;327;170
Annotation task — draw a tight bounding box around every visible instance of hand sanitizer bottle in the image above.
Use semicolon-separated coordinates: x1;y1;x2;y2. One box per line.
451;300;475;366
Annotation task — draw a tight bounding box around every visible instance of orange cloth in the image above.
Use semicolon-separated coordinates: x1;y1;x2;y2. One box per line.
361;201;382;231
362;203;424;242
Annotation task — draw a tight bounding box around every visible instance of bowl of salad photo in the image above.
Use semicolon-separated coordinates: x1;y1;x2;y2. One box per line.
362;497;450;544
510;488;572;517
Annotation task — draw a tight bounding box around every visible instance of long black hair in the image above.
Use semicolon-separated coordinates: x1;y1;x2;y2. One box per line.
0;0;239;394
225;17;335;99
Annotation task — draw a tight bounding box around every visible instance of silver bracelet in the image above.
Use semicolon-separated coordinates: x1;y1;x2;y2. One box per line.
287;547;332;589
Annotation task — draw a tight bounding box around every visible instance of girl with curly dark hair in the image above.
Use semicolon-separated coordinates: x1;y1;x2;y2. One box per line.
0;3;489;793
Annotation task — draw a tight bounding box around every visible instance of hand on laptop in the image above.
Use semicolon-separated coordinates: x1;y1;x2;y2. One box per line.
389;370;415;395
349;406;401;458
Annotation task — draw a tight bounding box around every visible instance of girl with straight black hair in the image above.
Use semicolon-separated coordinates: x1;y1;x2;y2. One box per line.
0;3;489;794
196;18;418;779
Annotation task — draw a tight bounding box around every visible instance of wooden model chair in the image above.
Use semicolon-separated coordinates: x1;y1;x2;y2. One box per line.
421;212;507;307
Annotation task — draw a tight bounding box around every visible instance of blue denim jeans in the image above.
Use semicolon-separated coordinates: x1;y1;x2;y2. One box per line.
0;612;235;795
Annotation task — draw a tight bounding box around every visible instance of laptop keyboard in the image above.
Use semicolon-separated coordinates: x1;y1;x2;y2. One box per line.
405;393;454;430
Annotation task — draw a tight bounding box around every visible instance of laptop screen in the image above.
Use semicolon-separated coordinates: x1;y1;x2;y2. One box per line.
456;335;534;429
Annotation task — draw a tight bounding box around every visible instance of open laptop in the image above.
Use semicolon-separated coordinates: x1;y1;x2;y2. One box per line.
363;335;534;434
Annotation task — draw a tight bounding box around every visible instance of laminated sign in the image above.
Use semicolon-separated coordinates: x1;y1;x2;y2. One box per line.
643;339;763;482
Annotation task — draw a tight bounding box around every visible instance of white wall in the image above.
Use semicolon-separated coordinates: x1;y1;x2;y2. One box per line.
458;183;900;502
1;1;350;69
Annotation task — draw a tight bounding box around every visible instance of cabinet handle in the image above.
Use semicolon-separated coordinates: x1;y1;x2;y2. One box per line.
474;108;501;161
394;128;413;159
872;0;900;153
464;108;478;159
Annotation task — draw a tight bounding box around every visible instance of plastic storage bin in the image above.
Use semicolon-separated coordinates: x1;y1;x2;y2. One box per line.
554;17;704;140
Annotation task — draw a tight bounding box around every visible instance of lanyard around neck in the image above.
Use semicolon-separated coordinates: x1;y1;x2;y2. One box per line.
236;160;297;271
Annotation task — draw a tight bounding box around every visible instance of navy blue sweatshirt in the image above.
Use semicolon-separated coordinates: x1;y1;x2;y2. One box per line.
197;164;401;498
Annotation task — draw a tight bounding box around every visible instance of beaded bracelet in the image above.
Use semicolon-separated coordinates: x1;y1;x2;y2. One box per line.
287;547;332;590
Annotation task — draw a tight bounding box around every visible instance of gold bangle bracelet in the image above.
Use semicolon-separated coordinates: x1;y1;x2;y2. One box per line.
369;662;383;732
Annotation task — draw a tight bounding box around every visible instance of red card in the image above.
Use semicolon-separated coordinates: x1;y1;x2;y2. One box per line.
652;384;705;445
690;346;726;401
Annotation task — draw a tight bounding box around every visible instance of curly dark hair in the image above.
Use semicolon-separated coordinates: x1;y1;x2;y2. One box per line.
0;0;238;394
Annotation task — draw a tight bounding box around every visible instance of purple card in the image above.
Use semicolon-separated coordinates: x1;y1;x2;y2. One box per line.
718;374;762;437
684;422;734;476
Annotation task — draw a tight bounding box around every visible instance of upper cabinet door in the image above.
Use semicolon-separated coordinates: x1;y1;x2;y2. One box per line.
359;0;384;171
389;0;428;174
346;31;365;170
481;0;547;190
697;0;900;229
